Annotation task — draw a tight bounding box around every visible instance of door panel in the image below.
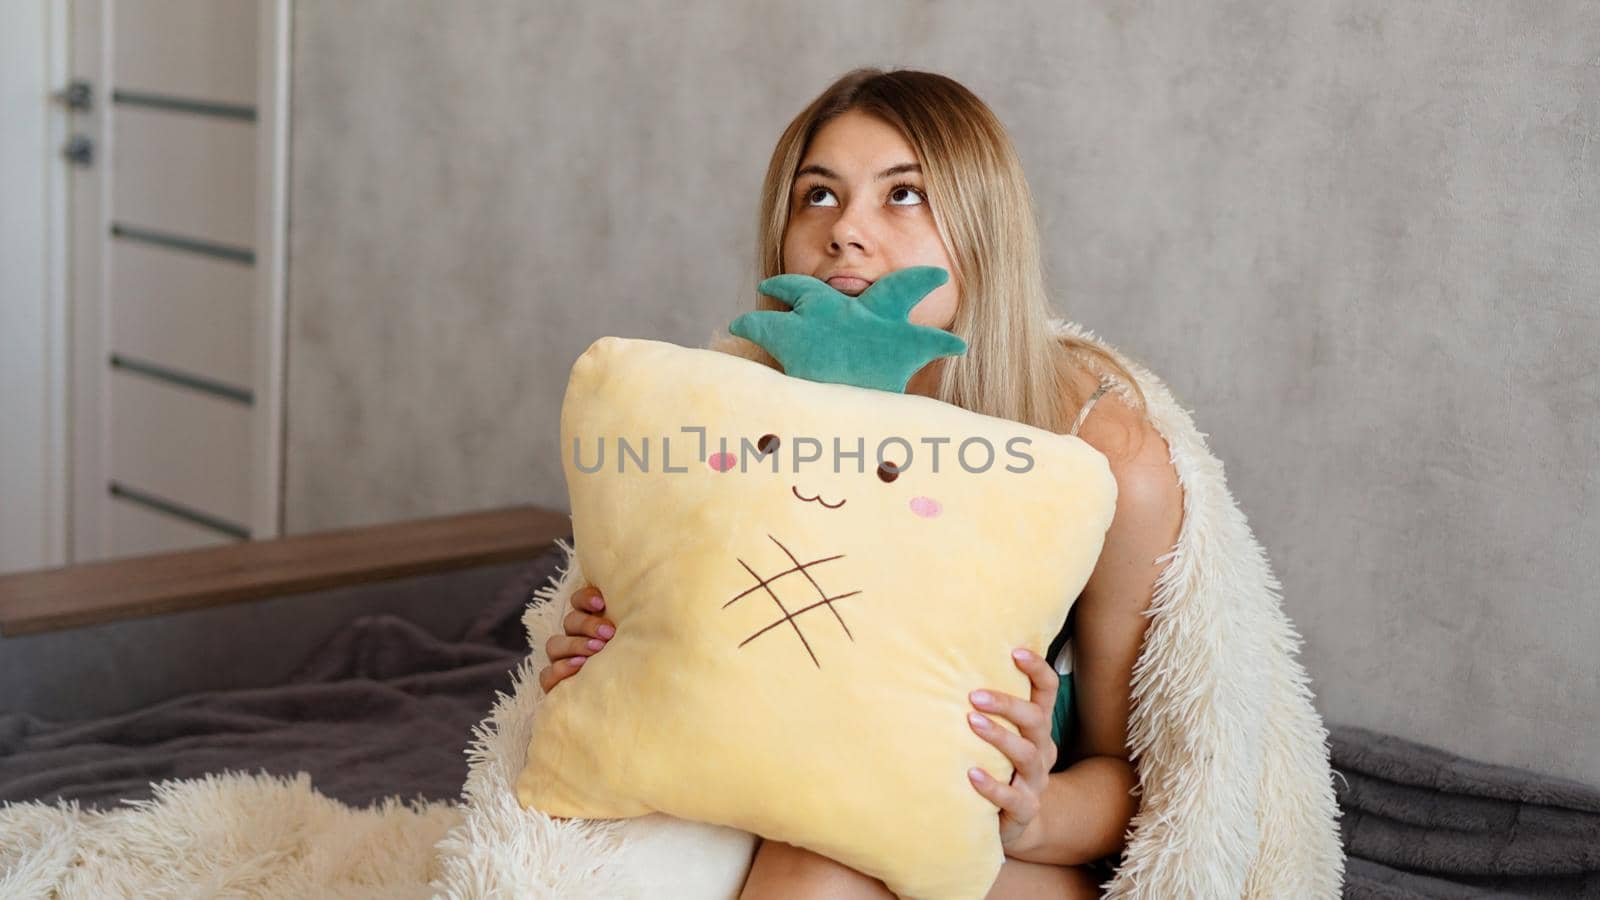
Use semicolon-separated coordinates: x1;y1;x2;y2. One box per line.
113;0;258;108
110;240;255;390
108;369;255;534
112;106;256;251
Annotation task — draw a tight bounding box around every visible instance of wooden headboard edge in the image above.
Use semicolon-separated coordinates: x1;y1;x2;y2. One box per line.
0;505;572;637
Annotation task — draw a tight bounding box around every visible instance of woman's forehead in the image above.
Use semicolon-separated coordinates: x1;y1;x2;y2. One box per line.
799;111;918;175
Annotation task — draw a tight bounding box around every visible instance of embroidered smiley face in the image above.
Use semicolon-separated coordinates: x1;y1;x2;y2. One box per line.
705;432;942;519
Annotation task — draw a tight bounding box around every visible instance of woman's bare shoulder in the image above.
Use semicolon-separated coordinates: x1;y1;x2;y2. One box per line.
1062;366;1159;466
1065;368;1183;528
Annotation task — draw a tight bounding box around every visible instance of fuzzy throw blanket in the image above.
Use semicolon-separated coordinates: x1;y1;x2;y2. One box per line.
0;320;1367;896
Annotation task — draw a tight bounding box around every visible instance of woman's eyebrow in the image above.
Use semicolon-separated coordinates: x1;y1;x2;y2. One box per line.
794;162;922;181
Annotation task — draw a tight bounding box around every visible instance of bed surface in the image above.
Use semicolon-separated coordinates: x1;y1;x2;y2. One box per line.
0;546;558;812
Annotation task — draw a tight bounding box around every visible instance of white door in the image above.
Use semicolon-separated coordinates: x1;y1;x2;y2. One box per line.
61;0;289;565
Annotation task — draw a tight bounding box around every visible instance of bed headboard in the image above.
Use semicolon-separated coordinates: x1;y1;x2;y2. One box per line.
0;505;572;637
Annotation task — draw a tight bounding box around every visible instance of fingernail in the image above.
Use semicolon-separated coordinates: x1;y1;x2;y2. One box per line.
587;639;604;651
597;624;615;639
570;655;586;667
588;595;605;611
969;713;989;730
1013;648;1032;662
971;690;993;707
968;768;987;783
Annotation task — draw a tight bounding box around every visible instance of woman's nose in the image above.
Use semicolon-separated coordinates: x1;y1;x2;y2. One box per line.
828;204;873;255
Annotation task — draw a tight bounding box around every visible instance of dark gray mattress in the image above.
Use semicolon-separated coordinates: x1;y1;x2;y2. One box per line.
2;545;1595;898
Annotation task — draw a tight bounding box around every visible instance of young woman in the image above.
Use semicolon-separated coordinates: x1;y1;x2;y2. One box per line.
537;68;1185;899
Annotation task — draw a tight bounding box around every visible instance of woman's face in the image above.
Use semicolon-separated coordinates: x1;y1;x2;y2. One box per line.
781;109;960;332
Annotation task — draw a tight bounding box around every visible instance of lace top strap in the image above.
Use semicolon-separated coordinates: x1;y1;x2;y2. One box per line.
1068;376;1113;437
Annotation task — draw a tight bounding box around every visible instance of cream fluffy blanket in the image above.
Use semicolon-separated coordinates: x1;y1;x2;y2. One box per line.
0;321;1344;898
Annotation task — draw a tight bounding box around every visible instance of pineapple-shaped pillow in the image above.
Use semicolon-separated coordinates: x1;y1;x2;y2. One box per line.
516;268;1117;899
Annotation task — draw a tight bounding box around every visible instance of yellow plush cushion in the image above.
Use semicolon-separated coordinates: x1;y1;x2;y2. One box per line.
516;337;1117;899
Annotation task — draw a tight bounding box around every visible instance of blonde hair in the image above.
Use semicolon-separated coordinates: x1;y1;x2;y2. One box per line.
708;67;1150;441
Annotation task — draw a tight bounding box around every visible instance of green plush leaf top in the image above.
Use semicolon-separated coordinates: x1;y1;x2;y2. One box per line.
728;266;968;393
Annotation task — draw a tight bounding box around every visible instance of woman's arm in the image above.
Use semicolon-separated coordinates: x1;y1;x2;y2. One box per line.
1009;416;1186;866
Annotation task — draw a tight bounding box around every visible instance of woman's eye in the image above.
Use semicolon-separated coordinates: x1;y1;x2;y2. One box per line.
888;186;925;206
804;187;838;207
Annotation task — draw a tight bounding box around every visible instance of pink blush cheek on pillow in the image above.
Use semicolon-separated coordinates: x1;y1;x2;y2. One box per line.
909;496;942;518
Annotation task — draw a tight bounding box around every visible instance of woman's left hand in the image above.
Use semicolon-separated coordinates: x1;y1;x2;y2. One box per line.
966;647;1059;855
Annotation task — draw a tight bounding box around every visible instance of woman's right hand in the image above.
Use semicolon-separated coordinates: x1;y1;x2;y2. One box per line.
537;583;616;693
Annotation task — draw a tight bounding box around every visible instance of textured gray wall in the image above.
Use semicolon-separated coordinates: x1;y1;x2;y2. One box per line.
287;3;1600;784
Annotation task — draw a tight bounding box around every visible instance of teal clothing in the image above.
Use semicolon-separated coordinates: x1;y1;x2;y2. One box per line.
1045;607;1078;775
1049;670;1075;774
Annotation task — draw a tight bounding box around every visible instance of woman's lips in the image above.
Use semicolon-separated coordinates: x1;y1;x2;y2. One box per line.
826;276;872;295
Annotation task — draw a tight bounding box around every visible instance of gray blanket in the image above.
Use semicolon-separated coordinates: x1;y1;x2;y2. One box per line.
1333;725;1600;898
2;549;1596;898
0;548;557;812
